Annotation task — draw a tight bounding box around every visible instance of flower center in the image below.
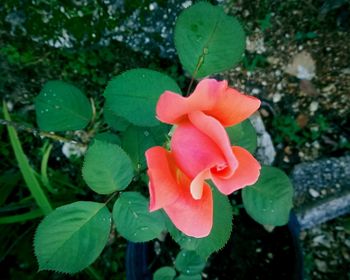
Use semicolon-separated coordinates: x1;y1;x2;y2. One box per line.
216;163;227;172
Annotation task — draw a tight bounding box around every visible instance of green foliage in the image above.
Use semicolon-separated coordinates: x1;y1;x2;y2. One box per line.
34;201;111;273
175;274;202;280
94;132;121;145
3;102;52;215
272;114;330;146
121;124;169;171
154;266;177;280
258;13;272;32
242;54;268;72
175;250;205;276
35;81;92;131
295;31;318;41
112;192;165;242
104;106;130;132
168;187;233;259
226;119;257;154
242;166;293;226
174;2;245;77
82;140;133;195
104;69;181;127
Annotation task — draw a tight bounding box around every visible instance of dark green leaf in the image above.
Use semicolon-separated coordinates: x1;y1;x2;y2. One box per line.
175;2;245;77
175;250;205;275
113;192;165;242
82;140;133;194
121;124;169;171
242;166;293;226
35;81;92;131
104;105;130;132
226;119;257;154
104;69;181;127
94;132;121;145
34;201;111;273
175;274;202;280
154;266;176;280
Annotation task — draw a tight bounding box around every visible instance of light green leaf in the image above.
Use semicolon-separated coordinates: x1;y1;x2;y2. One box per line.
226;119;257;154
35;81;92;131
121;124;169;171
168;187;233;259
34;201;111;274
104;68;181;127
174;2;245;77
112;192;165;242
175;250;205;275
82;140;133;195
242;166;293;226
154;266;176;280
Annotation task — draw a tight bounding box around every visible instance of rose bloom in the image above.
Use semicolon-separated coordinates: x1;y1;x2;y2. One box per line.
146;79;261;237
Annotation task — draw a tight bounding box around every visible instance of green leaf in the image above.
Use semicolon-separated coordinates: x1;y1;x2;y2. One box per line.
104;68;181;127
112;192;165;242
34;201;111;273
242;166;293;226
35;81;92;131
121;124;169;171
3;102;52;214
174;2;245;77
226;119;257;154
0;209;43;224
94;132;121;145
168;187;232;259
104;105;130;132
154;266;176;280
175;250;205;275
82;140;133;195
175;274;202;280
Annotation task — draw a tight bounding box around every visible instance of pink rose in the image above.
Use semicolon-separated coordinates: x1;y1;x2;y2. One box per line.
146;79;261;237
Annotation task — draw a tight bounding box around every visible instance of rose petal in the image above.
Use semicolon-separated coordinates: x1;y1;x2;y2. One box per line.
190;169;210;200
146;147;181;211
171;121;225;178
208;87;261;127
156;79;226;124
211;146;261;195
188;111;238;175
164;182;213;238
156;78;260;127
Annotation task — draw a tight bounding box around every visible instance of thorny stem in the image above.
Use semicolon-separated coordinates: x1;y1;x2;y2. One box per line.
0;118;86;147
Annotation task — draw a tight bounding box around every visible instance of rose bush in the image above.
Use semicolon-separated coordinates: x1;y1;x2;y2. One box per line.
146;79;261;237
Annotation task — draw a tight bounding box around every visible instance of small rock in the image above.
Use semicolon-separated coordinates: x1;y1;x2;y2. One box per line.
309;101;319;112
309;188;320;198
273;93;282;103
284;51;316;80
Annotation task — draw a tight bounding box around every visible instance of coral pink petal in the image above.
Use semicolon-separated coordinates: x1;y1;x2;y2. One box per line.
208;87;261;127
164;183;213;238
171;121;225;178
189;111;238;175
156;79;227;124
211;146;261;195
145;147;181;211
